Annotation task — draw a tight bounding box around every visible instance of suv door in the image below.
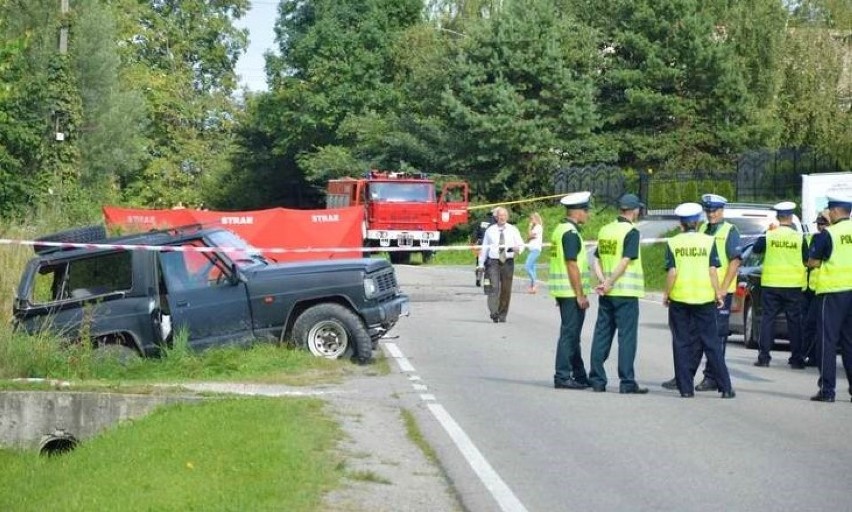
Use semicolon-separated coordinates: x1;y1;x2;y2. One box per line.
15;250;152;345
158;245;252;350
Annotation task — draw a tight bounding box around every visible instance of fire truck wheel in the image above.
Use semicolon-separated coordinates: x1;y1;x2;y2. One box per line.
421;251;434;264
389;251;411;264
292;303;372;361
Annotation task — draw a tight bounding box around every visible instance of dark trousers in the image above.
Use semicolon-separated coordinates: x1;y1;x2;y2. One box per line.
554;297;588;384
757;287;803;364
669;301;732;394
485;258;515;321
801;289;820;362
589;296;639;391
688;294;732;384
815;291;852;398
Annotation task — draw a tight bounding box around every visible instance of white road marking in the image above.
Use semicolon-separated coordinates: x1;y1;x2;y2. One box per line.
384;342;415;372
428;403;529;512
384;342;528;512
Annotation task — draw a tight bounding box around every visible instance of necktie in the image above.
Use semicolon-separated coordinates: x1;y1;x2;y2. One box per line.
498;229;506;263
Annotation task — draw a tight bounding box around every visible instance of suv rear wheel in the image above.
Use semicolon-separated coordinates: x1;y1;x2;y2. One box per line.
292;304;372;362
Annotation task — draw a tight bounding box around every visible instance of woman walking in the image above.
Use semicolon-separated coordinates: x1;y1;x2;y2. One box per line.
525;212;544;293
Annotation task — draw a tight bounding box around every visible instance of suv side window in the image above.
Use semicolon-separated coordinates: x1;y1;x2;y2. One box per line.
158;244;231;292
31;251;133;303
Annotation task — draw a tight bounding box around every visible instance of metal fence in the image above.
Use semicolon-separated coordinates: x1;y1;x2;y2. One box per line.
553;164;627;209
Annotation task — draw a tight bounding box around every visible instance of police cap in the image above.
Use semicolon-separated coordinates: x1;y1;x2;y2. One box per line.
618;193;644;210
826;192;852;210
700;194;728;211
674;202;703;222
560;191;591;210
772;201;796;216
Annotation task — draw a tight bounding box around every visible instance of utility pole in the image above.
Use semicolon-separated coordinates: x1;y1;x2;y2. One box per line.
59;0;69;54
55;0;69;142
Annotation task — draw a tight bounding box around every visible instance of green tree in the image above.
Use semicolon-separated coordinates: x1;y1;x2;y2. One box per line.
71;3;147;196
110;0;248;207
440;0;602;199
227;0;423;206
575;0;756;172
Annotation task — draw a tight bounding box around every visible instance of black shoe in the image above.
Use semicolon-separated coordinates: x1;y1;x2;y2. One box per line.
661;378;678;390
592;386;606;392
695;379;719;392
475;279;482;287
789;361;806;370
573;378;591;389
720;390;736;399
490;314;499;323
498;318;506;323
810;393;835;402
753;360;770;367
680;392;695;398
804;358;818;367
555;379;587;390
620;387;649;395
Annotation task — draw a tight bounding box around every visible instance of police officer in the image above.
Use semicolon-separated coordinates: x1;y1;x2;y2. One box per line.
802;210;830;366
806;193;852;403
552;191;592;390
751;201;808;368
663;202;735;399
588;193;648;394
662;194;741;391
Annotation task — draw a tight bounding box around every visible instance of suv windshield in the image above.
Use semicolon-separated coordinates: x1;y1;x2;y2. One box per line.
206;230;267;268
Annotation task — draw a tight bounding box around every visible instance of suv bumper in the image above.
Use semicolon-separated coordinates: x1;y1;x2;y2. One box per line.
362;294;409;331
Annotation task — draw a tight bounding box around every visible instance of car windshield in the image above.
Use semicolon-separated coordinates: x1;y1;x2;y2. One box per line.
207;230;268;268
726;216;773;236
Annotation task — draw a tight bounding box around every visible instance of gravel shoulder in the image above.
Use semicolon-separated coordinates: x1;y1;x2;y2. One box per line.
181;353;462;512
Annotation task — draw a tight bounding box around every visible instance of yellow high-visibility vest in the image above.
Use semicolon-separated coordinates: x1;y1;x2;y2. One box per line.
699;221;736;293
596;220;644;298
814;220;852;294
549;222;590;298
668;232;716;304
762;227;806;288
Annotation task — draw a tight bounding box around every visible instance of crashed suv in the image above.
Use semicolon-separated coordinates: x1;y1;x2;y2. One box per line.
13;225;409;363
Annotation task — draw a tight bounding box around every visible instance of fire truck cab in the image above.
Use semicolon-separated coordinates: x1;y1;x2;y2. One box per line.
327;171;469;264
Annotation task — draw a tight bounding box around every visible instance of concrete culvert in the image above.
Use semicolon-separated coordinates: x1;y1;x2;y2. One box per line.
39;430;78;456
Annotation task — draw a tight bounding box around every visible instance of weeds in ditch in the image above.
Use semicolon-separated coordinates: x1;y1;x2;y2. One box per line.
0;397;344;512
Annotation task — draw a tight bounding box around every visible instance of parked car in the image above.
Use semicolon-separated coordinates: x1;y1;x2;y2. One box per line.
729;243;789;348
719;202;803;244
13;224;409;363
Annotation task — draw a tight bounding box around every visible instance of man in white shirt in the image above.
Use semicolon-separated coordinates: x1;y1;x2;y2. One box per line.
477;206;525;322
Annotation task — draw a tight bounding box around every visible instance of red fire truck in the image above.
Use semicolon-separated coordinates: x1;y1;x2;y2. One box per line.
326;171;470;264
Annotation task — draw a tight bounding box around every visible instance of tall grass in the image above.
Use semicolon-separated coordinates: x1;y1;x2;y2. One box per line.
0;397;343;512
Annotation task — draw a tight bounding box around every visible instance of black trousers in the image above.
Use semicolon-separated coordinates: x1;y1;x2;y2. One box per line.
670;300;732;394
815;291;852;398
686;294;732;383
757;287;803;364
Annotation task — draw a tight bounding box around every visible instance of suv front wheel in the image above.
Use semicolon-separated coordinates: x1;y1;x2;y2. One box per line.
292;304;372;362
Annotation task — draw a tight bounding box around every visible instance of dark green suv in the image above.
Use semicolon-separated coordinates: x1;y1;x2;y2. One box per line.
13;225;409;363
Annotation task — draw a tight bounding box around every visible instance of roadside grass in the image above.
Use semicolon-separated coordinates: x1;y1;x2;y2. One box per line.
0;397;343;512
0;327;369;388
401;408;438;466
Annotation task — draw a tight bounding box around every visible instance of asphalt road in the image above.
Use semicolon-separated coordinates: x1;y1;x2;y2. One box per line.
387;264;852;512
